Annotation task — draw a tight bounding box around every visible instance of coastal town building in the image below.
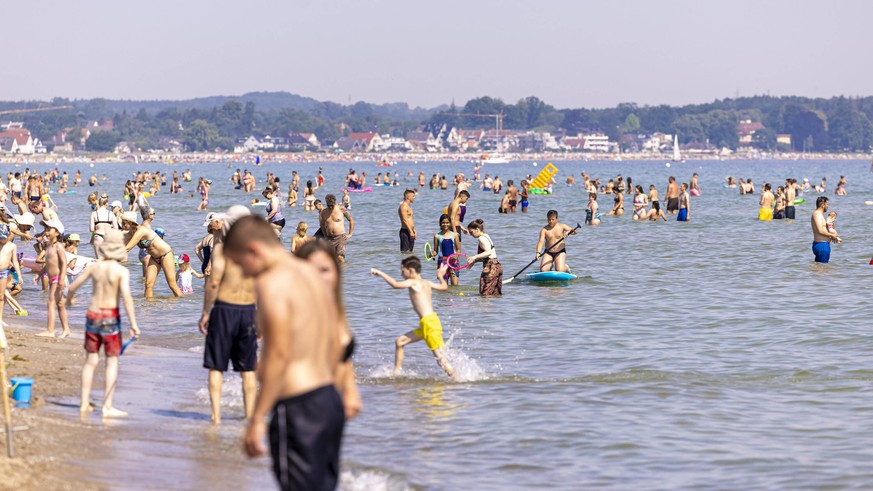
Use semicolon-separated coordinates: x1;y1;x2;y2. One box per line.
336;132;383;152
0;125;38;154
738;120;765;146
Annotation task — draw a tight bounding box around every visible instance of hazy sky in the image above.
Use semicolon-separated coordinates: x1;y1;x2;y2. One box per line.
6;0;871;109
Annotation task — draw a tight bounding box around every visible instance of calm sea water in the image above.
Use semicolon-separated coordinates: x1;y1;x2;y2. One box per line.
19;157;873;490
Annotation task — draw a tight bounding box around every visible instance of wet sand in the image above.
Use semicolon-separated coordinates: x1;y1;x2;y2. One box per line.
0;321;273;490
0;323;103;490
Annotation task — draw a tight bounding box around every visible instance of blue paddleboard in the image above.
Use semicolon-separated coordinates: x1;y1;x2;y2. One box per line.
526;271;577;282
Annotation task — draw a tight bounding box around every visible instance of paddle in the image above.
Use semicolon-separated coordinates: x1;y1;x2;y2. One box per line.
504;223;582;284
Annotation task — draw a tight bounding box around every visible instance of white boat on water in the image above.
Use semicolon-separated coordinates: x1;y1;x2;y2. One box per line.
481;154;510;165
672;134;685;163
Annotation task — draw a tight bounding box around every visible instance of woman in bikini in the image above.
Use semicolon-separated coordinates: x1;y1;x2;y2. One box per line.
303;180;319;211
609;187;624;216
89;193;118;258
120;212;183;298
263;187;286;236
632;185;648;221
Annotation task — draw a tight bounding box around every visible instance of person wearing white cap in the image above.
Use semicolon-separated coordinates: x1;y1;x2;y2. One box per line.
199;205;256;424
120;212;182;298
90;193;118;259
11;212;35;241
37;218;71;338
195;212;220;275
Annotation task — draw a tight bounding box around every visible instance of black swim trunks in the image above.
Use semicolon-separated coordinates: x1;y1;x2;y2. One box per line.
545;248;566;259
270;385;344;491
455;225;462;242
203;301;258;372
666;197;679;212
399;228;414;252
785;205;796;220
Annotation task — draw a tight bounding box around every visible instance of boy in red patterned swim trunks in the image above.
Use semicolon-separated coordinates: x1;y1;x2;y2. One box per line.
67;230;140;418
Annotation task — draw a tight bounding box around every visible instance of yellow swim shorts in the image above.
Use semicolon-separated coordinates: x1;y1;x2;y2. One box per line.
758;208;773;221
413;312;445;351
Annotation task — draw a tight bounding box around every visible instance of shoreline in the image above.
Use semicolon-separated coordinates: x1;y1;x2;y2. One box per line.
0;151;870;166
0;323;102;490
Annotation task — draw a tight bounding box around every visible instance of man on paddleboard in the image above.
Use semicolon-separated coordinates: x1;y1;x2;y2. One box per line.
536;210;577;273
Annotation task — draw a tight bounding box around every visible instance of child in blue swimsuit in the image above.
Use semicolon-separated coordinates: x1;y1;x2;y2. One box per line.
433;214;461;286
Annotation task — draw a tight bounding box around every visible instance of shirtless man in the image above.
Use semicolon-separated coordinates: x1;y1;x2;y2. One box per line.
507;180;519;213
455;173;469;198
811;196;839;263
38;219;71;337
664;176;680;214
199;206;257;424
224;216;345;491
398;189;417;253
520;179;530;213
784;178;798;220
321;194;354;263
66;230;140;418
759;183;775;221
536;210;577;273
447;191;470;242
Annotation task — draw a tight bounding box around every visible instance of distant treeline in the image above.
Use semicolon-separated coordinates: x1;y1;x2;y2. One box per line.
2;92;872;152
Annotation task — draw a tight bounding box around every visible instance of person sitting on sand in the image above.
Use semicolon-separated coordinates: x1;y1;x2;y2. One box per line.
66;230;140;419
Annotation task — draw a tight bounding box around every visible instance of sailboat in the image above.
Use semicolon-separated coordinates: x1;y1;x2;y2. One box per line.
671;134;684;163
481;115;510;164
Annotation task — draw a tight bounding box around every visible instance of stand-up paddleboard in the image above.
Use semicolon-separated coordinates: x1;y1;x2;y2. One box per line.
526;271;577;282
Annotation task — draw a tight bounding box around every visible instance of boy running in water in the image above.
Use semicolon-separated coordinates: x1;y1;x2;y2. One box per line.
67;230;140;418
371;256;455;379
38;219;71;337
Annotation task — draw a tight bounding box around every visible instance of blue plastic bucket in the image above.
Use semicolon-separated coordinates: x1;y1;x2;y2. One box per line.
10;377;33;407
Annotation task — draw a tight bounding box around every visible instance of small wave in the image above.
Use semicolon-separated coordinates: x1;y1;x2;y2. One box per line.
195;373;244;408
340;467;414;491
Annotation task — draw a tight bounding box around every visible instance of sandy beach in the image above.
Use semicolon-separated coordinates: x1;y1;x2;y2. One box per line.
0;323;103;490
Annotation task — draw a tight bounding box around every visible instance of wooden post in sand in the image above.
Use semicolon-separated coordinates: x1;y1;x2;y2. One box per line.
0;326;13;457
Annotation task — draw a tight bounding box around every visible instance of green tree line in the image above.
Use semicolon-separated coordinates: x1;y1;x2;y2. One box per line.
5;94;872;152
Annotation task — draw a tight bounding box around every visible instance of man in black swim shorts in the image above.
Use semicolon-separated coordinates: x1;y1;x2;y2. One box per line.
199;205;258;424
224;216;346;491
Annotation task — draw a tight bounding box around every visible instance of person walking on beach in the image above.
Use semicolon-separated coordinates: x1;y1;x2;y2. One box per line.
371;256;455;379
223;216;345;491
537;210;577;272
320;194;354;263
811;196;839;263
398;189;417;253
66;230;140;418
465;219;502;296
38;219;71;338
199;206;258;424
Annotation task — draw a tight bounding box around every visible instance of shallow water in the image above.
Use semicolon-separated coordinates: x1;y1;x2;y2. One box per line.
18;158;873;489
